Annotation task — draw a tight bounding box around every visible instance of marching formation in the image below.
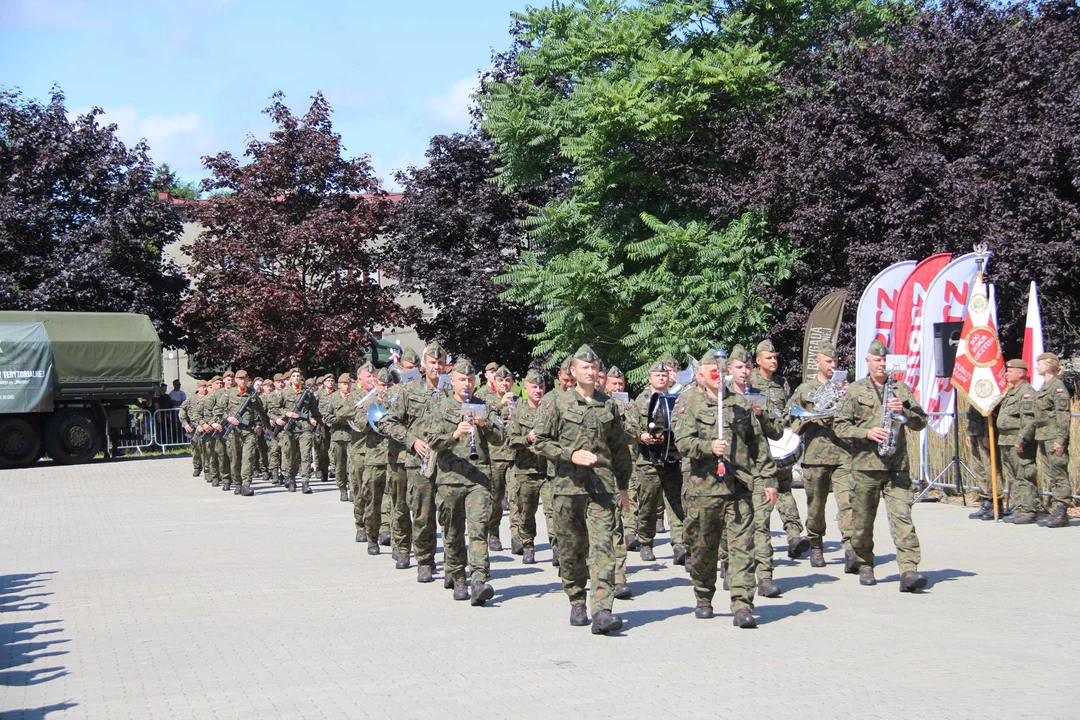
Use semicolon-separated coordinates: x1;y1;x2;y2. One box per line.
174;339;1073;633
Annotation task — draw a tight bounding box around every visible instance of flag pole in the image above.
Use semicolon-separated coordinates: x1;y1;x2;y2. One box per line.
988;410;1000;521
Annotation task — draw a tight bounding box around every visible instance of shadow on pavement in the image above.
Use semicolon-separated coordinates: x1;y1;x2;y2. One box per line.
0;572;72;698
753;600;829;625
624;575;693;597
776;573;839;593
618;605;693;629
878;567;977;589
492;580;563;603
0;701;79;719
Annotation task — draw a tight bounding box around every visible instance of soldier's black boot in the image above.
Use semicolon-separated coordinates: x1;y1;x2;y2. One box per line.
339;488;349;502
787;536;811;559
844;549;859;574
222;482;232;492
356;530;368;543
551;546;560;567
569;603;589;627
656;516;667;534
511;537;524;555
286;477;297;493
1003;511;1037;524
443;574;454;589
233;485;241;495
211;479;221;487
205;474;212;484
452;578;469;601
488;535;503;552
640;545;656;562
809;548;826;568
193;469;201;477
613;582;632;600
732;608;757;629
858;567;877;586
694;599;714;619
1037;505;1069;528
301;481;312;494
590;610;623;635
378;531;391;546
417;565;434;583
672;545;689;566
899;570;928;592
969;500;993;519
522;547;536;565
321;471;329;484
395;550;410;570
470;580;494;606
625;533;641;552
367;541;380;556
240;485;255;496
757;577;781;598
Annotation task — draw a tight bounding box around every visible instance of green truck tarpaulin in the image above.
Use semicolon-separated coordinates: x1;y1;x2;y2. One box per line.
0;322;55;413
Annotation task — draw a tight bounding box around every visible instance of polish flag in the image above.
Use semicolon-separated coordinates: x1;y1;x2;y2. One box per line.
1021;281;1044;390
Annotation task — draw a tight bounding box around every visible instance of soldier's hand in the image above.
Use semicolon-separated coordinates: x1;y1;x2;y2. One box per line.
286;411;300;419
751;404;762;416
228;417;240;426
981;437;990;448
413;439;430;457
256;426;263;437
453;421;474;439
212;423;223;432
473;415;488;429
184;425;194;433
1055;443;1065;456
1014;442;1024;452
619;489;630;512
501;393;515;406
527;429;536;444
866;427;889;443
710;439;728;456
309;418;318;427
764;487;778;507
571;449;598;466
964;435;972;449
886;398;904;413
640;432;660;445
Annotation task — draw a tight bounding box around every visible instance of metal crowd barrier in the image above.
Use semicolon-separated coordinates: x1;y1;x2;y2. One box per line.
152;408;192;450
113;409;156;455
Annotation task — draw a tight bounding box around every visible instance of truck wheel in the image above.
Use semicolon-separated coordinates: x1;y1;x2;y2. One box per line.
44;409;102;465
0;417;42;469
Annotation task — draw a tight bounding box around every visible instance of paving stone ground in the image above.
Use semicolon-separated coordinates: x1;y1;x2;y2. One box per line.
2;455;1079;719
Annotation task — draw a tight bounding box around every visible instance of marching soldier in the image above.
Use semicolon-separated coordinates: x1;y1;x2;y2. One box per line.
200;376;224;487
834;339;928;591
507;369;550;564
996;359;1040;524
380;342;449;583
1035;352;1073;528
484;366;516;552
360;368;408;553
180;381;207;479
534;345;633;635
788;342;855;568
316;374;335;484
252;377;268;479
751;340;810;560
351;363;376;510
604;365;633;599
672;348;777;628
212;371;235;491
327;373;355;503
223;370;269;496
276;368;321;494
261;376;283;485
424;357;505;605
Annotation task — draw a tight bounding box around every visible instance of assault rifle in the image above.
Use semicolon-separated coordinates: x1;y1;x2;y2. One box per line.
218;389;259;440
281;381;318;435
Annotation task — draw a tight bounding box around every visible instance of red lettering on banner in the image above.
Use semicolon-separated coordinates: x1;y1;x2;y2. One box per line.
952;359;972;385
968;327;998;365
943;281;969;322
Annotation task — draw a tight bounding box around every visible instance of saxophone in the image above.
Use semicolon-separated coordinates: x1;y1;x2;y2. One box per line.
877;379;898;457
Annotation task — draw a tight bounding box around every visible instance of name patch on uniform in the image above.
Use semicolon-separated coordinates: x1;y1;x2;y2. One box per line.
1056;388;1066;393
1023;394;1032;399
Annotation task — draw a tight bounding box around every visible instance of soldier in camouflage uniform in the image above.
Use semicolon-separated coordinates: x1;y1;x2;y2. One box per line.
604;367;633;599
751;340;810;559
478;366;516;551
212;372;236;490
223;370;270;496
534;345;633;635
380;342;448;583
964;405;999;519
260;377;281;485
628;359;687;565
673;348;777;628
324;373;355;503
996;359;1040;524
275;369;321;494
834;339;928;591
507;369;550;565
381;352;418;555
335;368;382;550
251;378;268;479
424;357;504;605
179;380;207;479
788;342;855;567
362;368;408;553
1035;352;1073;528
314;374;334;484
538;355;575;568
199;376;224;487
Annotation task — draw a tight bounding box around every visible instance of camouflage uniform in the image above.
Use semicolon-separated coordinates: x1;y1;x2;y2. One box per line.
425;372;505;583
627;381;686;557
533;357;633;617
222;376;270;494
834;371;927;574
965;406;996;503
275;379;321;486
263;381;285;483
326;379;355;501
507;385;549;552
673;378;775;614
179;388;205;477
750;366;805;549
995;379;1039;513
209;381;233;488
1035;373;1072;512
315;380;333;482
477;370;515;546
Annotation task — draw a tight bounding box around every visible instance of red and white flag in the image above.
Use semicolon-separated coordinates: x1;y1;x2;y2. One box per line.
1021;281;1044;390
890;253;952;397
951;271;1007;416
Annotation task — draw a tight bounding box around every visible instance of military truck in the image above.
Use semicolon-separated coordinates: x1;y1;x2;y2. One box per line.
0;311;162;468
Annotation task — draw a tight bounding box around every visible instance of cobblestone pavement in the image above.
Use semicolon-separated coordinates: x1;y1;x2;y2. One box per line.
2;456;1079;719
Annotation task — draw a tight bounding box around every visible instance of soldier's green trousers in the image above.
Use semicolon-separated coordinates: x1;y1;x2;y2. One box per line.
849;470;921;573
1000;443;1039;513
268;432;282;477
227;429;259;489
330;439;349;492
314;432;329;478
720;478;781;580
614;509;628;586
437;483;492;583
407;468;437;568
361;464;388;540
773;467;804;543
623;471;641;539
803;463;853;552
1038;441;1072;511
215;436;232;485
968;435;1000;502
553;493;619;615
511;471;545;550
203;434;219;482
284;430;315;481
255;434;267;474
687;492;756;613
485;460;510;541
191;434;204;474
636;463;685;549
385;463;410;552
540;477;558;554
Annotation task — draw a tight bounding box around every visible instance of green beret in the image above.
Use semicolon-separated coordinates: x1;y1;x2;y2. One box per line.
234;369;249;379
524;369;545;385
1037;352;1059;363
337;373;352;383
320;374;334;384
451;357;476;375
210;375;222;383
401;348;420;364
816;342;838;359
559;356;573;374
729;344;749;363
607;365;624;378
572;344;599;363
423;341;446;359
756;340;776;355
272;373;283;382
494;365;514;379
1005;358;1028;370
867;339;888;358
286;367;301;377
376;368;395;384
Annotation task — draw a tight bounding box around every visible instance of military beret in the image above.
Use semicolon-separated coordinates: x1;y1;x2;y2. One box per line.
559;356;573;374
1005;359;1028;370
1037;352;1059;363
607;365;624;378
222;370;235;379
867;339;888;358
649;359;672;374
494;365;514;379
700;349;726;366
756;339;776;355
338;373;352;383
660;352;678;368
816;342;838;359
729;344;749;363
451;357;476;375
197;380;207;388
376;368;395;384
485;362;499;372
272;373;283;382
423;341;446;359
572;344;600;363
524;369;545;386
357;361;376;375
286;367;302;377
210;375;223;383
253;377;263;383
234;369;248;379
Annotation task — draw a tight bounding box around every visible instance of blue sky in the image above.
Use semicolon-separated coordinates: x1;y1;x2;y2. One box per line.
1;0;525;190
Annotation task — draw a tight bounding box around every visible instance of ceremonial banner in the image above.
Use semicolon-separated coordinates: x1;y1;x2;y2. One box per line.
802;291;848;383
890;253;952;396
1021;281;1045;390
854;260;916;380
917;252;983;435
951;274;1007;416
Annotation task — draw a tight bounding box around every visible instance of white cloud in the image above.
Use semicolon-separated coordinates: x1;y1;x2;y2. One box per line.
423;77;477;128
